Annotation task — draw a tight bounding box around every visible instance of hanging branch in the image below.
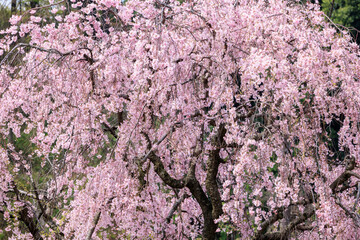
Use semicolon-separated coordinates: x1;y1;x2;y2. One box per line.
166;194;189;223
86;211;101;240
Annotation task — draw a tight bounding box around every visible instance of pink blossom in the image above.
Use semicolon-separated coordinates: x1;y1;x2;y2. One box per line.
9;15;21;25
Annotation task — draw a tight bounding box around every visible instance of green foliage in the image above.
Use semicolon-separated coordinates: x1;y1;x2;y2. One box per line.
217;221;241;240
268;152;279;177
322;0;360;43
0;3;11;31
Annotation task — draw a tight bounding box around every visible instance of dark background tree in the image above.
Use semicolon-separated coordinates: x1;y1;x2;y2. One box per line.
321;0;360;43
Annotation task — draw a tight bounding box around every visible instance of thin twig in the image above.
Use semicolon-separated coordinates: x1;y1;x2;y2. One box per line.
20;0;66;19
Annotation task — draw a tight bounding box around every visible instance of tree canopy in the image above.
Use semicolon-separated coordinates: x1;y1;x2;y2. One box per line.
0;0;360;239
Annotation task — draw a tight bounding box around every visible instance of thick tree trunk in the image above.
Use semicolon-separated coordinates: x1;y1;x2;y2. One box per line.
19;207;43;240
187;176;217;240
147;124;227;239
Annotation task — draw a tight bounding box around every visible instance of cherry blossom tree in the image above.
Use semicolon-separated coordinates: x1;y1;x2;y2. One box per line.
0;0;360;239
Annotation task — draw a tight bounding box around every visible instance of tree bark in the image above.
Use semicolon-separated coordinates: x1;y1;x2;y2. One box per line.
11;0;17;14
19;207;44;240
30;0;39;8
146;123;228;239
206;123;226;220
186;174;217;240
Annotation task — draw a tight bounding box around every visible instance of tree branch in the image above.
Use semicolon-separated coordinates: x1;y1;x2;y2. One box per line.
330;170;360;192
166;194;189;223
32;181;64;239
335;197;360;227
86;211;101;240
1;43;74;66
254;199;313;240
12;185;44;240
330;156;356;192
148;152;186;189
256;208;315;240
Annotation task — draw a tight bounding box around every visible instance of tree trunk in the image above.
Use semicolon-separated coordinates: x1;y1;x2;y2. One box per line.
30;0;39;8
19;207;43;240
11;0;17;14
187;177;217;240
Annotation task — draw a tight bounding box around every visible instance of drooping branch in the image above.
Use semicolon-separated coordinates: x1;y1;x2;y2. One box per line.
1;43;74;66
31;156;65;238
85;197;115;240
86;211;101;240
22;1;66;17
335;197;360;227
166;194;189;223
